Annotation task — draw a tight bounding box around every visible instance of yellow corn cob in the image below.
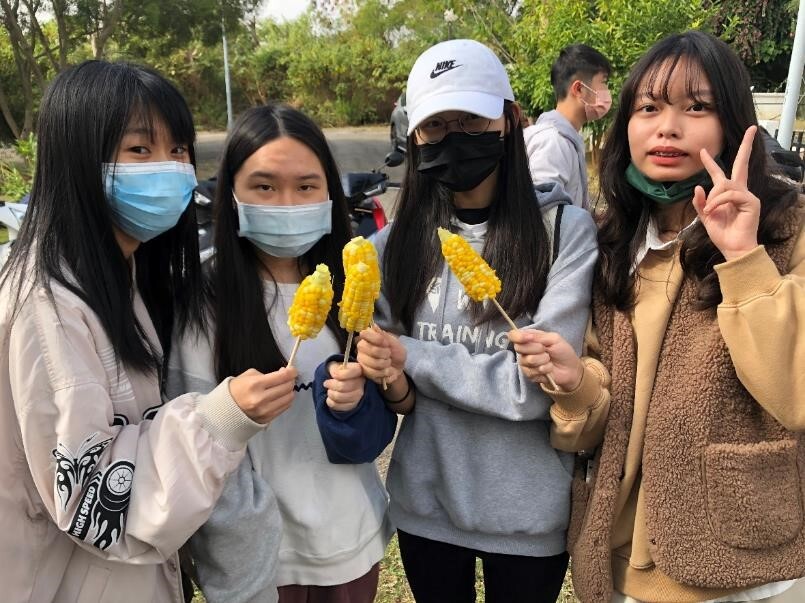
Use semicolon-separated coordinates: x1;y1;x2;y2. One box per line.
437;227;501;302
342;236;381;301
338;261;376;333
288;264;334;339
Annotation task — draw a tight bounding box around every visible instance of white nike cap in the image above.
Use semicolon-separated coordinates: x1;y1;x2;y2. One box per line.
406;39;515;136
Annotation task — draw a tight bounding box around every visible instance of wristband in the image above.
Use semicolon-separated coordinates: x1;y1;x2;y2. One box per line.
383;372;413;404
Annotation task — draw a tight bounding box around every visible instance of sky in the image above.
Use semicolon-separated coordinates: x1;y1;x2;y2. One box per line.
260;0;310;22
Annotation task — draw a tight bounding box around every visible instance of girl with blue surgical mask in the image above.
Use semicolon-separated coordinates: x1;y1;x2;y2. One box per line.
167;103;395;603
0;61;300;603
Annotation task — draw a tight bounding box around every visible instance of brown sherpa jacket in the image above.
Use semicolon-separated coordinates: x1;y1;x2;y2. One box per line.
569;204;805;603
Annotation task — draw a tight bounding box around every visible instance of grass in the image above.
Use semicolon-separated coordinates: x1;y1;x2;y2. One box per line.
192;532;579;602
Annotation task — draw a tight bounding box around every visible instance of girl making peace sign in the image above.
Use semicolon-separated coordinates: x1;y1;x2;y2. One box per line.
513;31;805;602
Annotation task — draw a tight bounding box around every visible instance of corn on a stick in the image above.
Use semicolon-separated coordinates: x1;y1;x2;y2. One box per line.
339;260;379;368
437;227;558;389
287;264;334;367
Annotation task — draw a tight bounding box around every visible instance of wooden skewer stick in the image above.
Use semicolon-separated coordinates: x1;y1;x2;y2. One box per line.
490;297;559;391
342;331;355;369
287;336;302;368
491;297;517;331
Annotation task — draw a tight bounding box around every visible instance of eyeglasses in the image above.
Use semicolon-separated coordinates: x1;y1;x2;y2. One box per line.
415;113;493;144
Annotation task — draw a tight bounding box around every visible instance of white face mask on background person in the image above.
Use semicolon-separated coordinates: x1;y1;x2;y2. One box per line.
234;194;333;258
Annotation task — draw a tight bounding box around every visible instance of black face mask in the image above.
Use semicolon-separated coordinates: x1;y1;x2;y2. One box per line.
416;131;504;192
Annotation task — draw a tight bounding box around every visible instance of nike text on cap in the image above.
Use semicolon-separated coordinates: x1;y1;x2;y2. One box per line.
405;39;515;136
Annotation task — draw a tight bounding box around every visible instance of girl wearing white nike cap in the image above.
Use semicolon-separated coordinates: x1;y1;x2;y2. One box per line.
355;39;608;602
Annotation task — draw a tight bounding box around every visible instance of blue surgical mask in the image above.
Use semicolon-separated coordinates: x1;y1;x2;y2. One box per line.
234;195;333;258
103;161;197;242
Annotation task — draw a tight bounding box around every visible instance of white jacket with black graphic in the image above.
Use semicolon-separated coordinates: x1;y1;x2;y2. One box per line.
0;273;262;603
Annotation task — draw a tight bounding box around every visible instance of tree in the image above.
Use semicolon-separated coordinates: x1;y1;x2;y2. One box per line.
709;0;797;91
248;0;523;126
0;0;54;138
0;0;254;139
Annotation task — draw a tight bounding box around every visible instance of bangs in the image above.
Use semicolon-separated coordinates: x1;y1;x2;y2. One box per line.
637;52;713;106
126;73;196;150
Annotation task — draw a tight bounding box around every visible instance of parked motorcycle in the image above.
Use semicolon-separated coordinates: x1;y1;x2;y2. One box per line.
341;150;403;237
0;201;27;266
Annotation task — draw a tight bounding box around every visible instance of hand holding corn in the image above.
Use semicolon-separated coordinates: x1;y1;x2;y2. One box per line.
323;361;366;412
508;330;583;392
437;227;558;389
286;263;334;367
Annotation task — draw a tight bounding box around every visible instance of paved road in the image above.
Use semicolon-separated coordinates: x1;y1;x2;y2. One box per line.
196;126;406;217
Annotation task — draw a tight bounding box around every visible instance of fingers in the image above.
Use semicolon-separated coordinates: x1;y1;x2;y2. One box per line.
356;337;391;361
356;335;394;383
520;361;554;385
699;125;755;194
692;185;707;218
699;147;726;185
700;188;758;216
509;329;564;350
325;365;365;410
258;366;298;389
731;125;756;187
326;383;363;403
358;326;387;346
506;329;532;344
325;363;366;394
248;385;296;424
328;362;363;381
521;352;551;368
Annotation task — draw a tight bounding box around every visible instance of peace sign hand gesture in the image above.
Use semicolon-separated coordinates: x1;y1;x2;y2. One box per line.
692;125;761;261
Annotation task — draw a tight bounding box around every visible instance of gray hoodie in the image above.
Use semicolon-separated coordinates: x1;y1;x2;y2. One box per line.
373;181;598;557
524;110;589;209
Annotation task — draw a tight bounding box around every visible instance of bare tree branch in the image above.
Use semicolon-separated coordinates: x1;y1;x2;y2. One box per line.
52;0;70;68
91;0;124;59
0;82;22;139
0;0;48;88
21;0;60;72
465;2;516;63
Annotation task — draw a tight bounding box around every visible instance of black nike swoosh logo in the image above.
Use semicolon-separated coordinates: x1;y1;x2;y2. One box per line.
430;64;462;78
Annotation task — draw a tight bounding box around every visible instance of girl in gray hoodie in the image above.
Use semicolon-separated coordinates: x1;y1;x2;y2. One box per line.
355;39;609;602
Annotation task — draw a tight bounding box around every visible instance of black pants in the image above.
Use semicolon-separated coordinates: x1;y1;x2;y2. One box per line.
397;530;569;603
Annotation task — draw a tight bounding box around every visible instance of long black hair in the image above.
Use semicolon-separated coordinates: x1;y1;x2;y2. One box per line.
210;103;351;382
385;100;552;332
0;60;205;377
596;31;799;310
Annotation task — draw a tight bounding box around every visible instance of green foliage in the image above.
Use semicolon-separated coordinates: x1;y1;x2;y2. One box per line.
0;0;798;140
510;0;718;114
509;0;717;152
0;133;36;201
711;0;797;91
227;0;525;127
711;0;796;66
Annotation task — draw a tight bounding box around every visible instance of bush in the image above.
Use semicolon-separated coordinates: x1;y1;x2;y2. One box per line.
0;133;36;201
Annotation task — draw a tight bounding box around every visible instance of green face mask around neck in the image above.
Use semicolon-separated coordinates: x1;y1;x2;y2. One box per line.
625;161;716;206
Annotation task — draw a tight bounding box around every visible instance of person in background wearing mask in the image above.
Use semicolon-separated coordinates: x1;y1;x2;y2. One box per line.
0;61;297;603
355;39;608;603
167;103;395;603
524;44;612;209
